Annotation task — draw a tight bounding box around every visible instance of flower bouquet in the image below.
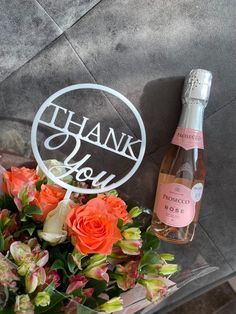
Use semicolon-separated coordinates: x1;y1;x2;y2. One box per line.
0;160;179;314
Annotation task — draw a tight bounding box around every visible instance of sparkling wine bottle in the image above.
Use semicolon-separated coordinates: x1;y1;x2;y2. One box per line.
151;69;212;244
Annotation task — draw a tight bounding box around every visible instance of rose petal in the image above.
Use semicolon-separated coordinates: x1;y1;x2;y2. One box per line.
38;231;67;246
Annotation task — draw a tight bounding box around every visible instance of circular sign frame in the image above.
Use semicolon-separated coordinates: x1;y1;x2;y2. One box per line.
31;84;146;197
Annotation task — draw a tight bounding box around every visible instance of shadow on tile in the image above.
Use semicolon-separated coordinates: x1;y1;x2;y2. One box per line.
139;76;184;155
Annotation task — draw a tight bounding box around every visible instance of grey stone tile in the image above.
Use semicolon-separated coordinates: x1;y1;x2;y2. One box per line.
139;77;183;153
200;211;236;271
119;155;159;209
199;101;236;269
66;0;236;153
37;0;101;31
0;36;92;122
199;100;236;218
0;0;61;82
167;283;236;314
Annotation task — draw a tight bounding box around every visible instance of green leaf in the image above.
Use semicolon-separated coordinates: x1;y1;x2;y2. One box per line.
87;194;97;202
83;296;99;310
67;253;77;274
117;218;123;229
71;287;83;297
0;306;15;314
78;300;99;313
86;279;107;297
0;195;17;211
51;259;66;271
14;222;36;237
126;201;138;212
121;220;141;232
0;221;3;233
0;230;5;252
51;246;67;263
139;250;160;269
106;285;122;299
36;177;47;191
44;281;55;295
26;225;36;236
71;250;85;270
24;205;42;217
141;232;160;251
20;215;27;222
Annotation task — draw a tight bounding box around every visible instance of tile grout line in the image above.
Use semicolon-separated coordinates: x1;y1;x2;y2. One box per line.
36;0;104;33
34;0;63;32
205;95;236;121
66;0;104;32
199;221;234;272
0;0;105;88
0;0;64;89
0;34;64;88
64;33;97;85
63;32;152;155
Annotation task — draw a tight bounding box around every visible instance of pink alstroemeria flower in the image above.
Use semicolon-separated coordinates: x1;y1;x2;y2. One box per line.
83;255;109;283
10;240;48;293
108;246;128;266
14;184;36;211
25;267;46;294
115;261;139;291
66;275;88;294
138;278;168;302
63;297;82;314
0;209;18;251
0;252;19;288
44;269;60;289
14;294;34;314
118;239;142;256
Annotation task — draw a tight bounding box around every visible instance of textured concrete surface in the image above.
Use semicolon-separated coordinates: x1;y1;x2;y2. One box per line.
0;0;61;81
0;1;236;313
37;0;101;30
168;283;236;314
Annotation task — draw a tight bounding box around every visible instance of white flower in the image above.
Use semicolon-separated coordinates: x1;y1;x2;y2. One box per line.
38;200;71;246
36;159;72;184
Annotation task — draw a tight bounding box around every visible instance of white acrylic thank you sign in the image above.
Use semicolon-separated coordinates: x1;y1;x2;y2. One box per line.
31;84;146;198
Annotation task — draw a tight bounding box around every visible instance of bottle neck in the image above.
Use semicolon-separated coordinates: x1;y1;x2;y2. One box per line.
178;100;205;131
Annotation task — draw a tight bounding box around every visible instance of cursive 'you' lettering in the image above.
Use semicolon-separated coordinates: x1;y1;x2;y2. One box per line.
39;103;142;188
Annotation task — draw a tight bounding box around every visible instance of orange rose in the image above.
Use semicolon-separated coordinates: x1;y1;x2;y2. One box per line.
66;198;122;255
3;167;39;197
33;184;65;221
99;195;132;225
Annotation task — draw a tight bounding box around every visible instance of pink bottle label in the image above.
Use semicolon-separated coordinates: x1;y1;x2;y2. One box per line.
171;127;204;150
155;183;195;228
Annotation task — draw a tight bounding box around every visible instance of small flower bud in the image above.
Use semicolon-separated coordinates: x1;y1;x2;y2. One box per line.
35;291;50;307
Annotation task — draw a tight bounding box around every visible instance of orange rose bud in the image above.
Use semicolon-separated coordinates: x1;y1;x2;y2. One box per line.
3;167;39;197
99;195;132;225
66;198;122;255
33;184;65;221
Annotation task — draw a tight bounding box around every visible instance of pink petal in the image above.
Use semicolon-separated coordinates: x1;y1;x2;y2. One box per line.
25;272;38;293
